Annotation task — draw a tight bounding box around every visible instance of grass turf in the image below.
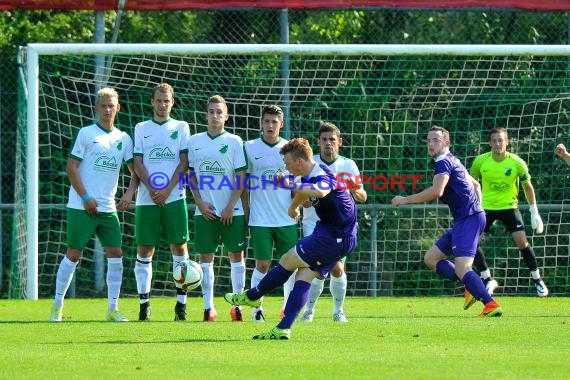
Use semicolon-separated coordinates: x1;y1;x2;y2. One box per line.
0;296;569;379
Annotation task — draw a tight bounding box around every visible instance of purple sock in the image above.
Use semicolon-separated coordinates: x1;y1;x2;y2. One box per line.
277;280;311;329
436;260;459;281
246;264;294;300
463;270;492;304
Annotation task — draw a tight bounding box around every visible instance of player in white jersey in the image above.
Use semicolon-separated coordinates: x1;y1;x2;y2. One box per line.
187;95;247;322
300;122;367;323
50;87;138;323
132;83;191;321
243;105;298;322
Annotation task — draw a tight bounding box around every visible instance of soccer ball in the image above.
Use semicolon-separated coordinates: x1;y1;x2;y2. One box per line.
173;260;203;291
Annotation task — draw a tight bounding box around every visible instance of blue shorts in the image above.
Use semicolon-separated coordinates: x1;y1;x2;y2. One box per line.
295;228;357;278
435;212;485;258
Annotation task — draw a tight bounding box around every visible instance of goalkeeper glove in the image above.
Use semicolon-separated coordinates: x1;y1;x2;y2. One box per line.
529;204;544;234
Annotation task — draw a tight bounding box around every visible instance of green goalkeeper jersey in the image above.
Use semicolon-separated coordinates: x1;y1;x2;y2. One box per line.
470;151;530;210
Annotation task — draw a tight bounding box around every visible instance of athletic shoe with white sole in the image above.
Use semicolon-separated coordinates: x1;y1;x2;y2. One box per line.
49;306;63;322
534;279;549;297
106;310;129;322
333;312;348;323
300;310;314;322
252;309;266;322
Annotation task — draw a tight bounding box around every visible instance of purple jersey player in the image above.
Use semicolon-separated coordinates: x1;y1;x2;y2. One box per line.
391;126;502;318
224;137;358;340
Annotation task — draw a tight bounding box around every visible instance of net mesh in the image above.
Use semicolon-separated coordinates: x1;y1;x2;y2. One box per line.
12;48;570;298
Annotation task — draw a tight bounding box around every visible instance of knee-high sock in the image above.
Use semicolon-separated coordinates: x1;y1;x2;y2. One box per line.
134;255;152;300
304;277;325;314
53;256;78;308
436;260;460;281
251;268;267;312
462;270;492;304
520;246;539;272
330;273;347;314
247;264;293;300
231;260;246;293
201;262;215;310
277;280;311;329
172;255;188;304
106;257;123;311
282;270;297;309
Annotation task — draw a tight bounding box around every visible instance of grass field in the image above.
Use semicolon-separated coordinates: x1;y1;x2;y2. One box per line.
1;296;569;379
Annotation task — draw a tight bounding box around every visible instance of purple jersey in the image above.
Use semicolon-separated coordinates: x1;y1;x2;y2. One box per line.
301;163;357;237
433;152;483;220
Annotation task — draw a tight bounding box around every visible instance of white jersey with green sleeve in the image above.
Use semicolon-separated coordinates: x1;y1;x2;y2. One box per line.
67;123;133;212
133;118;190;206
470;151;530;210
244;137;296;227
302;154;362;235
188;130;247;217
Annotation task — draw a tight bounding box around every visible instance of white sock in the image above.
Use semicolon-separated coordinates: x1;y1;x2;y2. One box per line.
230;260;246;293
53;256;78;308
480;269;491;280
201;262;215;310
251;268;266;312
531;269;541;280
330;273;347;314
134;255;152;296
282;269;297;309
106;257;123;312
305;277;325;314
172;255;189;304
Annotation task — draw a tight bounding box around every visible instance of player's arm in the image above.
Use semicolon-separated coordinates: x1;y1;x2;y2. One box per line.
66;157;97;216
152;152;189;207
117;161;139;211
555;144;570;166
391;173;448;206
522;179;544;234
350;183;367;203
288;190;309;220
187;168;216;220
468;173;482;203
220;169;247;225
240;175;250;226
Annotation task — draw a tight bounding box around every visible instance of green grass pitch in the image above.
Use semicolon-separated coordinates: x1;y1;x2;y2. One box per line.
1;296;569;379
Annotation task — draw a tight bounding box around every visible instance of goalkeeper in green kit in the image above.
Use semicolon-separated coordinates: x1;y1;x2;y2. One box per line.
470;127;548;297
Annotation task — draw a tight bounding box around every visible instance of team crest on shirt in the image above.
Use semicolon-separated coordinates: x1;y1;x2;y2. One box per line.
219;144;229;154
504;167;512;177
170;131;178;140
116;142;122;151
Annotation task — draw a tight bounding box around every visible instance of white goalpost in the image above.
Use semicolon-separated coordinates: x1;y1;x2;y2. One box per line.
17;43;570;300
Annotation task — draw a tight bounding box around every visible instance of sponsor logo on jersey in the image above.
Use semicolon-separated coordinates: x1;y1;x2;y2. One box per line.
199;160;226;175
149;147;176;161
94;155;119;171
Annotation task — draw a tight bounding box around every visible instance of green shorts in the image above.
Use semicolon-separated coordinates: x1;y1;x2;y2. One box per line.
66;208;122;250
135;198;189;246
194;215;246;253
250;225;298;260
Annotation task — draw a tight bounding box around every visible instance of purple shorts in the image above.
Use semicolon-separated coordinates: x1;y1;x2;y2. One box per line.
295;228;357;278
435;212;485;258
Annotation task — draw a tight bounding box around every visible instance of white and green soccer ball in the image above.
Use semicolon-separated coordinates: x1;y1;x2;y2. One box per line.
173;260;203;291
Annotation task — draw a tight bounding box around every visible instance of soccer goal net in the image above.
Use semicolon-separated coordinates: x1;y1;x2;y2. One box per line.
12;43;570;300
